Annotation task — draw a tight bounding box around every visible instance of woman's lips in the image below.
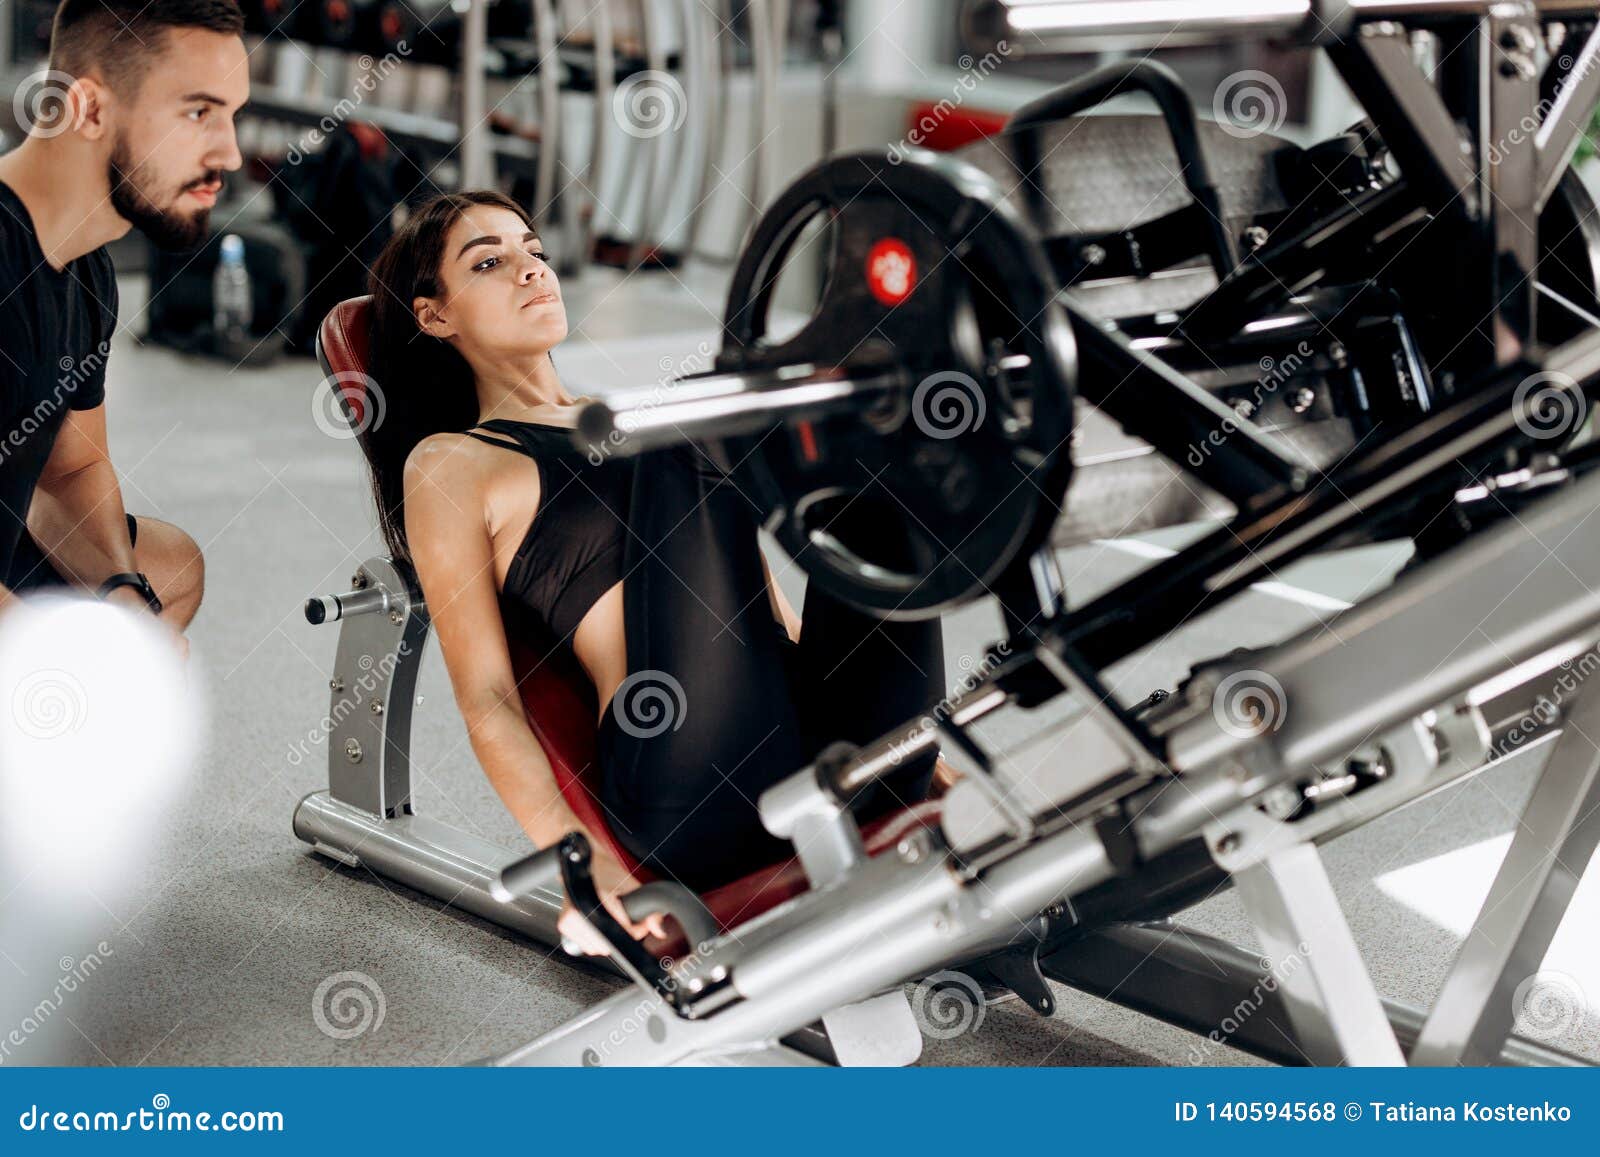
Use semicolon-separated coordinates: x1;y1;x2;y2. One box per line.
522;292;558;309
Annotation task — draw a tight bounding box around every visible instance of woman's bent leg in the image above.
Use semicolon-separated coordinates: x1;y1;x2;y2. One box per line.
790;499;947;818
597;449;808;890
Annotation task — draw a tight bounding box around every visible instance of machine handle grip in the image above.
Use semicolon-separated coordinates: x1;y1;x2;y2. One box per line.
495;834;724;1014
620;882;721;950
1006;58;1237;279
491;844;566;903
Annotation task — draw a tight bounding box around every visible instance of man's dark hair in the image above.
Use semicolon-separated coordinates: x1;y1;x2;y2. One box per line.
50;0;244;98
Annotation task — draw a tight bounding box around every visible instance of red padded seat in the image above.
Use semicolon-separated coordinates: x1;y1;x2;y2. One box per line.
317;298;942;933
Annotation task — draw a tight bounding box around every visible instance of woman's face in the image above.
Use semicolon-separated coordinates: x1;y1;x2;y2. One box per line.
416;204;568;358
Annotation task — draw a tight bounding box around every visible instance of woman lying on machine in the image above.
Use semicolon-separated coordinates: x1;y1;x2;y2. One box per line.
358;191;953;953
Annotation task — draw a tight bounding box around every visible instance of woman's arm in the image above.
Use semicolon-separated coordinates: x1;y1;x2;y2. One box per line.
404;436;585;846
404;438;661;952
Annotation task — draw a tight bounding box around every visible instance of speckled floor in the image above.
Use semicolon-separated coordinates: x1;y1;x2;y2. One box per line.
1;259;1596;1069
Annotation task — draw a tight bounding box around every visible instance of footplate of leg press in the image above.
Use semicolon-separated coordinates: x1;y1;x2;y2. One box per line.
821;991;924;1067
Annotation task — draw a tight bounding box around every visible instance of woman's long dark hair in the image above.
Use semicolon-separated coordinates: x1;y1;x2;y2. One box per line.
360;190;536;561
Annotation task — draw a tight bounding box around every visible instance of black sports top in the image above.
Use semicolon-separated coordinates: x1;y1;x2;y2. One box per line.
465;417;634;646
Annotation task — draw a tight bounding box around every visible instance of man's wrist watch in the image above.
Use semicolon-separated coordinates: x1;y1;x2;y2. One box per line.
97;572;163;615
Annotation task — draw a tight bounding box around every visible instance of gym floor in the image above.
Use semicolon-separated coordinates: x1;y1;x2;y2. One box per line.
42;260;1600;1068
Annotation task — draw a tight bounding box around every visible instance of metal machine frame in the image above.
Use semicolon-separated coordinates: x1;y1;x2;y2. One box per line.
294;0;1600;1066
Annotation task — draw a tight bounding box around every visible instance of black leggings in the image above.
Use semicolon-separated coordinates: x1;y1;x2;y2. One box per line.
595;447;945;891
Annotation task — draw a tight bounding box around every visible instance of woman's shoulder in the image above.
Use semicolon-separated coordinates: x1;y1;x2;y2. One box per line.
404;431;506;492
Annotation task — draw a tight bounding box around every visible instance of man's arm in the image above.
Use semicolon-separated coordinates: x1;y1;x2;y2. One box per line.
27;403;141;603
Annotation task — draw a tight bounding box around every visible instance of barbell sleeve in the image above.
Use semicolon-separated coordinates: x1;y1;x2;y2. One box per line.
574;365;908;457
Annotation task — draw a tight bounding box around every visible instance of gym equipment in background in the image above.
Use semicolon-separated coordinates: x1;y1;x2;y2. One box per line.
233;0;783;281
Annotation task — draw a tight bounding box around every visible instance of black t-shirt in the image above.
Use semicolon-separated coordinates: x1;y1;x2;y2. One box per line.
0;179;117;579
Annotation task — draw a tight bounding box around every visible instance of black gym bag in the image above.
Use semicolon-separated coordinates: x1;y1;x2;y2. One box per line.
143;220;306;365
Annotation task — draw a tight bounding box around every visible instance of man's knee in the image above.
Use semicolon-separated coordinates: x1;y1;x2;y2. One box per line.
133;517;205;625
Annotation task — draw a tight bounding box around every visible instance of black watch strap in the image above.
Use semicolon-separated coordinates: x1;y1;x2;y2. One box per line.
97;571;163;615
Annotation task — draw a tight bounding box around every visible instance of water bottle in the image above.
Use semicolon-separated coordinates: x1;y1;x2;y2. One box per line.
212;234;252;360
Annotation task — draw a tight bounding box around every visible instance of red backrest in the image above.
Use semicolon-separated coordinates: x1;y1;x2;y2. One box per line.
317;296;375;428
508;639;645;873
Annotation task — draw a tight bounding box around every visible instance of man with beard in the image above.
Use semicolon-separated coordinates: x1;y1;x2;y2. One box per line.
0;0;248;638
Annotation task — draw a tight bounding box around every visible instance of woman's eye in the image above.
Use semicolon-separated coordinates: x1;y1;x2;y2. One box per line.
473;250;547;272
189;107;208;121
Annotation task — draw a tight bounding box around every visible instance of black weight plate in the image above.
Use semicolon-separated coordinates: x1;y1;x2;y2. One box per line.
717;148;1076;621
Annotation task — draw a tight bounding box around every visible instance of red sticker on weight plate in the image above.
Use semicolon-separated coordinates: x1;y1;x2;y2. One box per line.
866;238;916;307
